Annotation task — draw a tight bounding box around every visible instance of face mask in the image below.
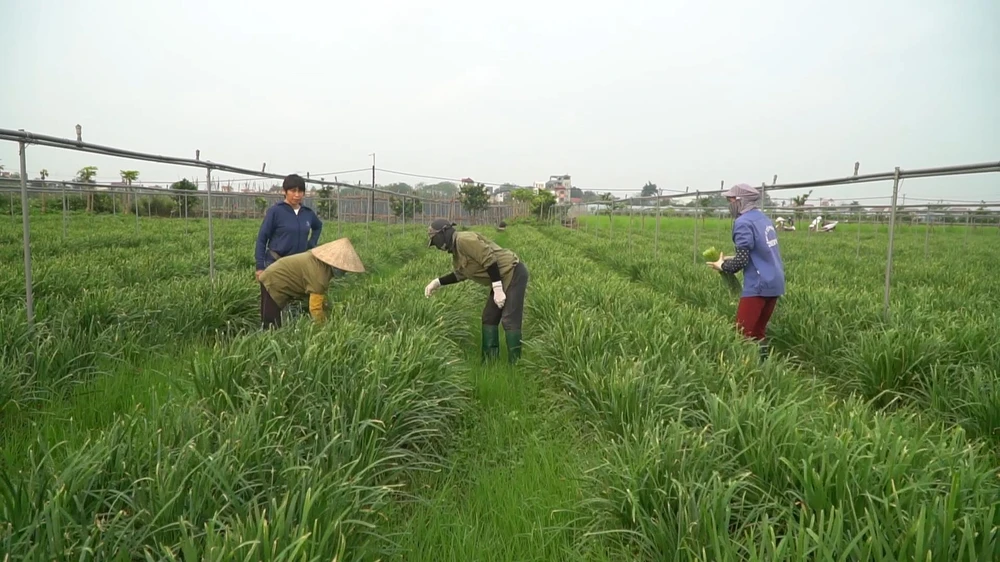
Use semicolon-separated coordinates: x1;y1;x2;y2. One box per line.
331;267;346;279
431;229;452;251
727;199;739;218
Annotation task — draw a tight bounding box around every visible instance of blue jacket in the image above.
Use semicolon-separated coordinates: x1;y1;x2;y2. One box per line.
733;209;785;298
255;202;323;270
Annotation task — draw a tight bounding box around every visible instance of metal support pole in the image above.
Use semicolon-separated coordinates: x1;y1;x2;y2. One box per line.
693;193;701;264
133;185;140;234
627;203;633;254
882;167;901;321
369;154;376;222
336;178;342;238
924;210;931;259
856;209;861;259
62;185;67;241
655;193;661;256
207;167;216;282
18;141;34;331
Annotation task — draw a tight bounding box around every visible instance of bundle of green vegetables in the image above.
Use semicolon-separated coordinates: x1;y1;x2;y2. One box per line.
703;246;743;295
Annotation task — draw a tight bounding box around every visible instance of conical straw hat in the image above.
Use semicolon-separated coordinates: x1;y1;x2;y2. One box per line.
311;238;366;273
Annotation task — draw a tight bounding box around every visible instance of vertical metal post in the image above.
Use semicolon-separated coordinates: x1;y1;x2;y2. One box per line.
882;167;901;321
924;210;931;259
693;192;701;264
387;195;392;239
18;141;34;331
963;214;970;249
369;154;376;222
765;174;777;216
206;167;216;282
62;184;68;241
654;193;661;256
133;185;140;234
627;201;633;254
336;179;342;238
855;209;861;258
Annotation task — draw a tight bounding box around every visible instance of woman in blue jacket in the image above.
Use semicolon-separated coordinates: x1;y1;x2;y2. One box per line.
707;183;785;361
255;174;323;325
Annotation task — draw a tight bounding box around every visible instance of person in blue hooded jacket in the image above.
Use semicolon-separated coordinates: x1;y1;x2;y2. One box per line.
255;174;323;323
706;183;785;361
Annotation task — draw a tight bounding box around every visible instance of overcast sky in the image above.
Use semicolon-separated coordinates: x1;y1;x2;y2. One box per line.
1;0;998;205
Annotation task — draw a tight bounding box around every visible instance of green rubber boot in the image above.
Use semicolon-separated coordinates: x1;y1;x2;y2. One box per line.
481;324;500;363
505;330;523;365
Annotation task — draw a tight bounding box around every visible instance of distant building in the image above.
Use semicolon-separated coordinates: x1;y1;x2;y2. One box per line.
492;185;513;203
545;174;572;204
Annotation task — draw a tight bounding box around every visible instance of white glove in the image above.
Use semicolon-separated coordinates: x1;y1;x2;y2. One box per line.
492;281;506;308
424;278;441;298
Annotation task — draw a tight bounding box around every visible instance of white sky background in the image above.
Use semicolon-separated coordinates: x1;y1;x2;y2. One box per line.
1;0;998;204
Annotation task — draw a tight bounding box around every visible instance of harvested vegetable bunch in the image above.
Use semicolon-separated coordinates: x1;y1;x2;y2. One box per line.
703;246;742;295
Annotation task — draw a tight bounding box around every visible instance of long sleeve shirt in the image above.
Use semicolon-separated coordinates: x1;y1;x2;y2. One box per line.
255;202;323;270
721;248;750;274
259;252;333;309
444;231;520;288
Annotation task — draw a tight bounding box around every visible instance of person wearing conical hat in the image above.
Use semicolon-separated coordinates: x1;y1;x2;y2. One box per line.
258;238;365;329
424;218;529;364
255;174;324;324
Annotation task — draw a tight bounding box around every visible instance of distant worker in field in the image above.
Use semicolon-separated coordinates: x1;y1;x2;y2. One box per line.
706;184;785;361
255;174;324;321
423;219;529;364
258;238;365;329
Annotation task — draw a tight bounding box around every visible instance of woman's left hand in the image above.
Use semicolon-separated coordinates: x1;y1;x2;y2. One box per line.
706;253;725;271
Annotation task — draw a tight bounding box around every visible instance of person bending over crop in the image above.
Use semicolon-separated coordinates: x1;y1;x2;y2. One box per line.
258;238;365;329
423;218;529;364
706;184;785;361
255;174;324;320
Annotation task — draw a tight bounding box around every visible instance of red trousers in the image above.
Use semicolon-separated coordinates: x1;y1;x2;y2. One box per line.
735;296;778;340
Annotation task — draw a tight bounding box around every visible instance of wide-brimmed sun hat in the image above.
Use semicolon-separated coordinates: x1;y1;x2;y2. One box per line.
310;238;366;273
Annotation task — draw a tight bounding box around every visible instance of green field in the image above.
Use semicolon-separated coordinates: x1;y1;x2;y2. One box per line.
1;213;998;560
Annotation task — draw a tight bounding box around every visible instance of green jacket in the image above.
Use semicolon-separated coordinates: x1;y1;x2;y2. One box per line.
450;231;520;288
259;251;333;309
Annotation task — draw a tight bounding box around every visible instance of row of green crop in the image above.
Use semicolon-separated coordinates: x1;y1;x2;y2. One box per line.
1;228;479;560
509;224;999;561
549;220;1000;446
0;219;427;423
0;215;422;296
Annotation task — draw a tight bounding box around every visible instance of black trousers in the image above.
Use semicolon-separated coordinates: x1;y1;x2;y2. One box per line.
482;262;529;331
260;283;283;329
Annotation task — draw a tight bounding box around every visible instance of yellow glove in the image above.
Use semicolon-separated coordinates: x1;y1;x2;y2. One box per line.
308;294;328;323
